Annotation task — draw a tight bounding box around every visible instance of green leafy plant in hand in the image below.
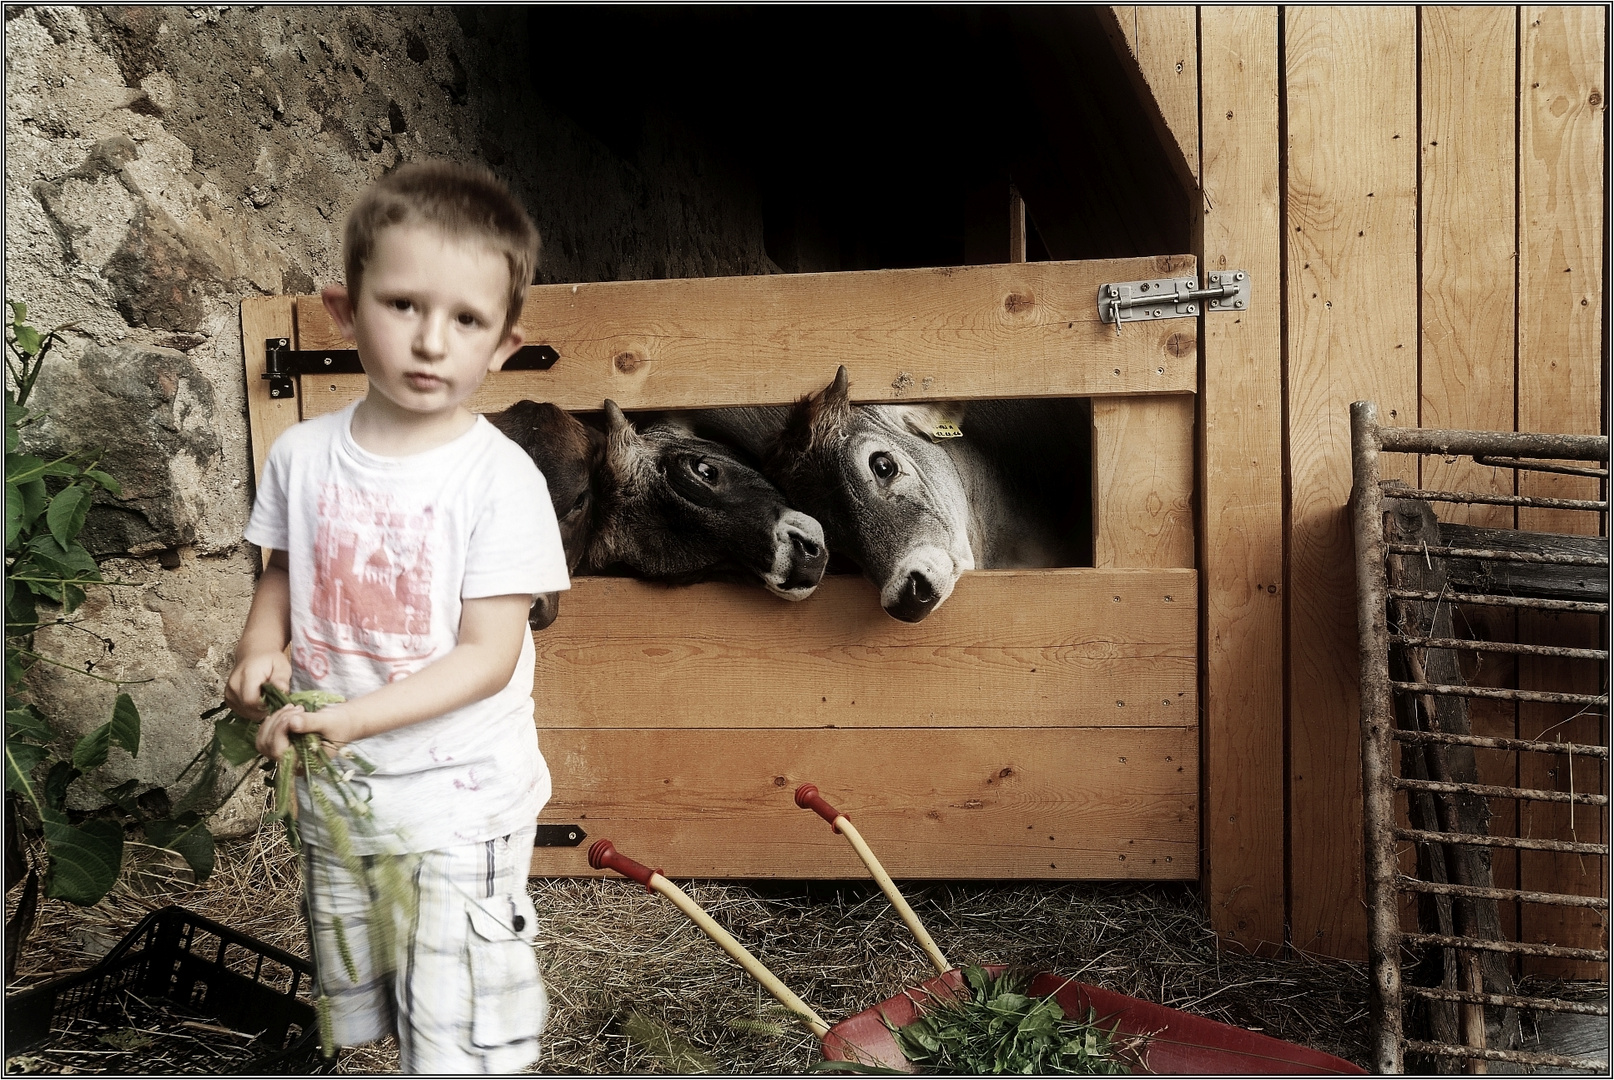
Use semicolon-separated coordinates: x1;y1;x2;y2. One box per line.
212;682;407;1060
5;302;235;950
888;966;1134;1075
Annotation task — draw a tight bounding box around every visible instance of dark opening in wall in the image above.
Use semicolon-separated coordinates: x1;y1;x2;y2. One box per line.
525;6;1191;275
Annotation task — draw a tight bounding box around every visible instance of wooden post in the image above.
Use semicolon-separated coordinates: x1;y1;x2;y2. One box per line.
1198;6;1286;955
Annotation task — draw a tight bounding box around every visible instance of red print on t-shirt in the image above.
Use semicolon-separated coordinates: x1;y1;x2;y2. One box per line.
311;484;434;640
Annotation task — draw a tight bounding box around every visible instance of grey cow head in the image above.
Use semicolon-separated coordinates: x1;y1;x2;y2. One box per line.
768;367;975;622
590;401;828;600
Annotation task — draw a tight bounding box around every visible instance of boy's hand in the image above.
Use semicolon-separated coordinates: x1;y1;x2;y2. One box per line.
255;701;364;760
226;651;291;722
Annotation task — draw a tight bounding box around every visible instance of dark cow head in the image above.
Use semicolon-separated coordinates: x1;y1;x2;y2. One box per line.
768;367;975;622
487;400;604;630
591;400;828;600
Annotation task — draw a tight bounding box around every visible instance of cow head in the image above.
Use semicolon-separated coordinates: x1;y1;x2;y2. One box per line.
769;367;974;622
487;400;604;630
590;400;828;600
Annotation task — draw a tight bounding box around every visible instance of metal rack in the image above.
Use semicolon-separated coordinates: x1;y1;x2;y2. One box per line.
1350;401;1609;1074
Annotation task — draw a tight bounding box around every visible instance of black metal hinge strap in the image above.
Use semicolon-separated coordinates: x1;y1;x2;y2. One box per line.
1402;1040;1607;1072
264;339;561;401
1395;827;1607;856
1390;636;1608;662
1407;985;1609;1017
1390;681;1608;708
1392;728;1609;758
1386;587;1608;614
1391;776;1608;806
1399;931;1608;962
532;824;587;848
1395;875;1609;909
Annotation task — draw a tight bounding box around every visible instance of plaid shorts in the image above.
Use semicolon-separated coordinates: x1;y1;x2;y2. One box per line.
302;826;547;1073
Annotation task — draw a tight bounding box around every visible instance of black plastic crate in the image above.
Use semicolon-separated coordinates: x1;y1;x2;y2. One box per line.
5;905;326;1074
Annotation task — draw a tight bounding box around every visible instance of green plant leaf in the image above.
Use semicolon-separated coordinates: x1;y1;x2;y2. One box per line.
6;704;53;741
10;299;27;323
109;693;140;756
5;481;21;548
18;476;47;531
84;469;122;497
72;722;113;771
144;815;215;883
6;453;44;486
45;483;90;549
39;810;122;906
13;323;40;357
102;778;143;815
214;716;261;766
43;760;80;811
6;737;48;795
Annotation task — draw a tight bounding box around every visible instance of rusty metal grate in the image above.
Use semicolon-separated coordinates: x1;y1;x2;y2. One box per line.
1350;401;1609;1074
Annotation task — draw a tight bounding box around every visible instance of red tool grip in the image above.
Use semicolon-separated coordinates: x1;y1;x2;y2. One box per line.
794;783;844;832
587;839;660;893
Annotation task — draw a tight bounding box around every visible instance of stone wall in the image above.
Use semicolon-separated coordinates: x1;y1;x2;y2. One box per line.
5;5;771;832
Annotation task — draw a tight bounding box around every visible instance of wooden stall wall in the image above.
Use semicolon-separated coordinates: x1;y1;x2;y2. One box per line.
1115;5;1606;961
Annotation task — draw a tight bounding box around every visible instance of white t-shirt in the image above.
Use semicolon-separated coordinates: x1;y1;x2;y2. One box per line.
245;402;570;854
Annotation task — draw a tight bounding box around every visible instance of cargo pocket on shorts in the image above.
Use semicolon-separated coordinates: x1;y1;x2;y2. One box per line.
465;889;548;1051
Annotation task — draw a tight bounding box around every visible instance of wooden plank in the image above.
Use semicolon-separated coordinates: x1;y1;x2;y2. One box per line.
290;256;1199;416
1419;5;1519;528
1106;6;1201;188
240;296;299;483
532;726;1198;879
1198;5;1286;956
1516;4;1607;980
1419;7;1524;935
1285;6;1420;961
538;570;1197;730
1092;396;1195;569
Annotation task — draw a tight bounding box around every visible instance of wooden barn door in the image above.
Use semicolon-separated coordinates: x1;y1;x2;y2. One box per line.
242;255;1200;881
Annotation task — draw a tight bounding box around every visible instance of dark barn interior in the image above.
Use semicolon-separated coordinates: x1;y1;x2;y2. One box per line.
528;6;1193;275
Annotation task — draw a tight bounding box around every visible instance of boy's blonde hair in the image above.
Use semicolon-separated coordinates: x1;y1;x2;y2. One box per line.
343;160;540;335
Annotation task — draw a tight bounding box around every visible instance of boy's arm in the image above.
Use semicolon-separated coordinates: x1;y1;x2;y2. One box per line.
254;593;533;760
225;550;292;722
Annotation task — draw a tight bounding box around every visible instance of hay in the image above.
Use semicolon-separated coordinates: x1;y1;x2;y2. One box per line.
7;813;1371;1073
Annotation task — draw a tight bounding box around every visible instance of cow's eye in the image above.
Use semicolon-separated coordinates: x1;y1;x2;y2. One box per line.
690;459;718;484
869;452;898;480
569;490;589;513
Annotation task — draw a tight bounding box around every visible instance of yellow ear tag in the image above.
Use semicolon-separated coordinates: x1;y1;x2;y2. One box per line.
929;420;963;440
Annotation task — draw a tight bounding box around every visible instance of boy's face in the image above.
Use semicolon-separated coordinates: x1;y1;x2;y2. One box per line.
322;224;523;423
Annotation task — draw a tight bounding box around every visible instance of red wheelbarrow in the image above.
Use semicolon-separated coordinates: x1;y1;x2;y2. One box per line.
588;784;1365;1074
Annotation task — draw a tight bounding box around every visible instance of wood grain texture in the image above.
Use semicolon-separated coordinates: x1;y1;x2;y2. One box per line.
1285;6;1419;961
291;256;1198;416
531;726;1198;879
1109;6;1201;182
240;296;299;483
537;570;1197;731
1516;4;1607;979
1092;397;1195;569
1419;6;1519;529
1419;7;1525;940
1198;5;1286;955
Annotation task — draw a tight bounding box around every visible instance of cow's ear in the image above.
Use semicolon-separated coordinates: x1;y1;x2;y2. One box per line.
892;400;968;442
811;366;855;440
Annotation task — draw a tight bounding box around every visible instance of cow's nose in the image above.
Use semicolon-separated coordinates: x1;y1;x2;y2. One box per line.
888;570;940;622
792;533;822;561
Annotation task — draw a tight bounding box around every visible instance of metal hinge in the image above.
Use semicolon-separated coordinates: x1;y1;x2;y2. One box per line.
1097;270;1250;333
533;824;588;848
262;339;561;400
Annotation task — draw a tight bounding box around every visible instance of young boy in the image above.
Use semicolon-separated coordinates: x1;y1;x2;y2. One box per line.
224;161;569;1072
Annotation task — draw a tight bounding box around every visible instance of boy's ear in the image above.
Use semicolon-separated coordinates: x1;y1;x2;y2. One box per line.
321;285;356;340
487;326;525;373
